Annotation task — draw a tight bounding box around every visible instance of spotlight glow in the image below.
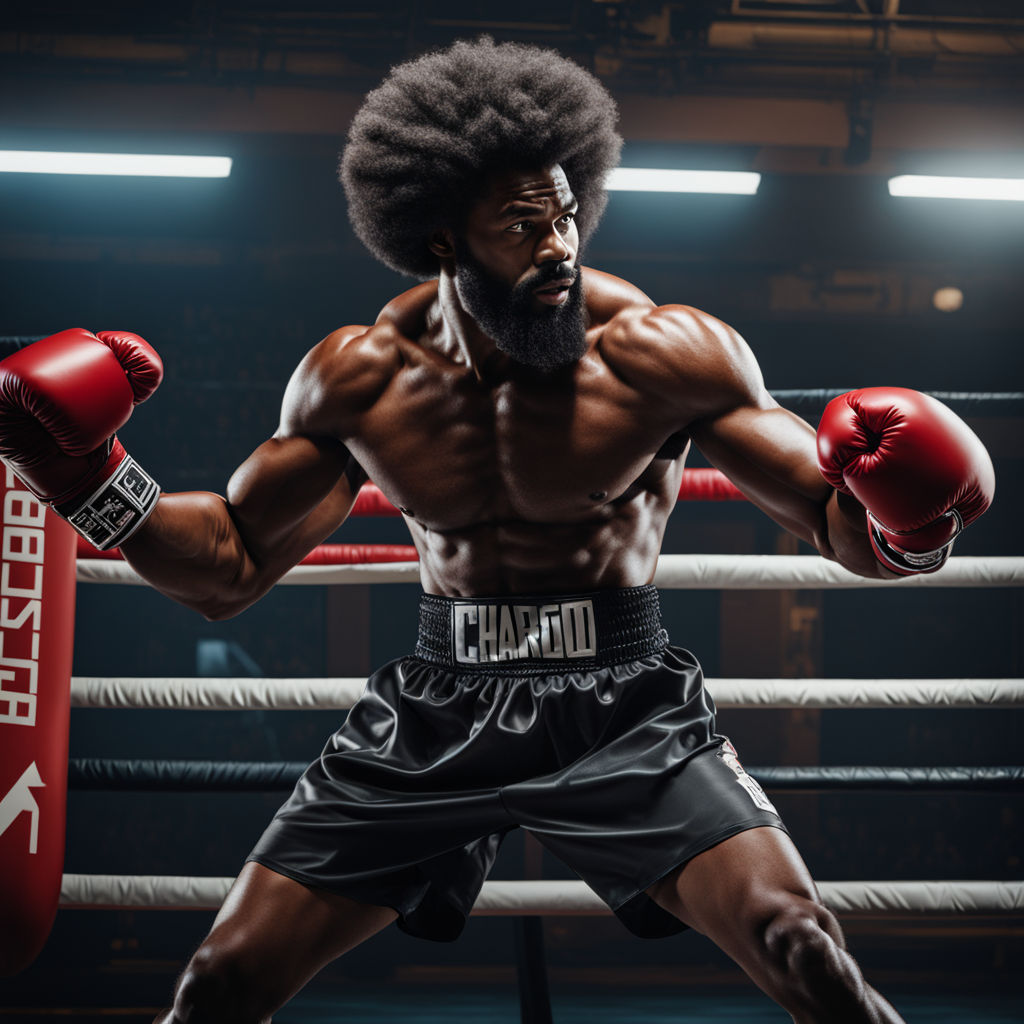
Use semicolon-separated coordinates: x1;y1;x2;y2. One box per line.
888;175;1024;201
0;151;232;178
606;168;760;195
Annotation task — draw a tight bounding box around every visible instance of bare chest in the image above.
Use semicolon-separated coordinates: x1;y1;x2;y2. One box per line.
346;359;678;528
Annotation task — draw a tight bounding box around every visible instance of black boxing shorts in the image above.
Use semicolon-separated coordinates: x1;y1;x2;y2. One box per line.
246;585;787;941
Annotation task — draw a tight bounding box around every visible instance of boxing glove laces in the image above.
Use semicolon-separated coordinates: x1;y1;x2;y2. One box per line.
0;328;162;550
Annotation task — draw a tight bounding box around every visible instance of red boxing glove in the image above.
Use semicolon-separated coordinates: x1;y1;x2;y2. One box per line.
816;387;995;575
0;328;163;550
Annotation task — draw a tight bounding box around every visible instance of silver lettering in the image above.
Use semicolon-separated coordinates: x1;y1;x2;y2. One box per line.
562;600;597;658
454;605;478;664
450;598;601;665
539;604;564;658
514;606;541;658
497;606;517;660
478;604;498;661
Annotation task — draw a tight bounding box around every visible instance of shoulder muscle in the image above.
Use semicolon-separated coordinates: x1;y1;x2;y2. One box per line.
278;323;401;441
603;304;773;421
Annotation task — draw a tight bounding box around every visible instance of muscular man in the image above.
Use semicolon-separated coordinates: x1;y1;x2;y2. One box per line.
0;37;994;1024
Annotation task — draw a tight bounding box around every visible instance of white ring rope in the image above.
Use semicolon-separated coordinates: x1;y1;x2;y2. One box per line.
69;676;1024;711
76;555;1024;589
58;875;1024;915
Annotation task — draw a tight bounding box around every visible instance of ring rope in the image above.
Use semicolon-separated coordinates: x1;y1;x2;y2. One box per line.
65;759;1024;792
77;540;419;563
771;389;1024;418
75;554;1024;588
345;469;743;515
57;875;1024;915
69;676;1024;711
72;470;746;548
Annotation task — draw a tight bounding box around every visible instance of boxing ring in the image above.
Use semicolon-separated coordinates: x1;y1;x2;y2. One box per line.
0;377;1019;1018
67;470;1024;1020
61;537;1024;920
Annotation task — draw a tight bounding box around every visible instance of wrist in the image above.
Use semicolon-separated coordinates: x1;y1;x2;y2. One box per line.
52;438;160;550
834;489;869;534
866;508;963;576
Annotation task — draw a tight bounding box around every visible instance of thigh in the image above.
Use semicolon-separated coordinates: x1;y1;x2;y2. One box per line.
646;826;824;949
193;862;398;1007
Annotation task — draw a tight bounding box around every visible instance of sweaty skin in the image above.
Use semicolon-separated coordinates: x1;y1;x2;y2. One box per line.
121;165;885;616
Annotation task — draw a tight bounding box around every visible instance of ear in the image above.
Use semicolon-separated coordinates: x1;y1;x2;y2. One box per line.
428;229;455;259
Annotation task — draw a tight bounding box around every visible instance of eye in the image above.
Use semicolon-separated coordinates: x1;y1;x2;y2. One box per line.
507;221;533;233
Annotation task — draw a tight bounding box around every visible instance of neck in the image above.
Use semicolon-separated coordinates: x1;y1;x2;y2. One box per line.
435;263;511;384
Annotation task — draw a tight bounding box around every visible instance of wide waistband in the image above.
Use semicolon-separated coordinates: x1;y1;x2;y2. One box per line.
414;585;668;671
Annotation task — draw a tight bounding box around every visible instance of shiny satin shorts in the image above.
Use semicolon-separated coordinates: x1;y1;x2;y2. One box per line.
247;586;787;941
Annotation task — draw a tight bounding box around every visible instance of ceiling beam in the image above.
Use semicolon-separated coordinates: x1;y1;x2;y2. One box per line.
1;80;1019;171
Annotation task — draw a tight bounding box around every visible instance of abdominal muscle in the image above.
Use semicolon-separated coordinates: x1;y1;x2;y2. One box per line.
407;474;677;598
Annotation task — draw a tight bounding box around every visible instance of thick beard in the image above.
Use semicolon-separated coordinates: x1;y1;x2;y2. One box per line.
452;242;587;372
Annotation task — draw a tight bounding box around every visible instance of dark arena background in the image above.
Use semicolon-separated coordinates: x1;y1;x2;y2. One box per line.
1;1;1022;1021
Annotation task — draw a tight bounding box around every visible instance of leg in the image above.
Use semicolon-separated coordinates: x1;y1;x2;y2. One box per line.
645;827;904;1024
155;862;398;1024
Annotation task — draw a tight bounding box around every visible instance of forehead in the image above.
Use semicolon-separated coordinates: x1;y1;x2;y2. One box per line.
473;164;575;216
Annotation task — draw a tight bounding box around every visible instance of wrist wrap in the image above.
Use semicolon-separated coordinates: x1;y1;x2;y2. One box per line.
54;452;159;551
867;509;963;575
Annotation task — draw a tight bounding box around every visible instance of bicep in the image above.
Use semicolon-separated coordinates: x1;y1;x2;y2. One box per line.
226;433;364;579
227;322;380;573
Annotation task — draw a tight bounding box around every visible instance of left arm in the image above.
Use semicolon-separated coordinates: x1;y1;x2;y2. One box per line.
612;304;893;577
609;304;993;578
688;393;890;578
649;307;992;578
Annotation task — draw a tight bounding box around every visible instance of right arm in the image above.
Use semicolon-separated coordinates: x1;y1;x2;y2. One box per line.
121;326;390;619
120;436;365;620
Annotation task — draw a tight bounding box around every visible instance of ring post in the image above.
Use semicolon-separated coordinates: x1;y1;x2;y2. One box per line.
0;466;77;975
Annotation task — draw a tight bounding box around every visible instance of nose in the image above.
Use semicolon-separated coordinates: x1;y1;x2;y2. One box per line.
534;223;574;267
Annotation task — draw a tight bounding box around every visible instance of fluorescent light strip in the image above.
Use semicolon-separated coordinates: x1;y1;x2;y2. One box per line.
606;167;760;195
888;175;1024;201
0;151;232;178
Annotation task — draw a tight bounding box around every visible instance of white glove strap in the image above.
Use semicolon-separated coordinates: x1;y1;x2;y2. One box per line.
56;454;160;551
867;508;963;573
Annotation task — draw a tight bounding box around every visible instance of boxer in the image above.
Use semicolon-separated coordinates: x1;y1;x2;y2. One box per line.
0;37;993;1024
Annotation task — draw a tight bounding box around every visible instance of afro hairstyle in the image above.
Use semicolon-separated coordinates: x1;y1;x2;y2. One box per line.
340;36;622;279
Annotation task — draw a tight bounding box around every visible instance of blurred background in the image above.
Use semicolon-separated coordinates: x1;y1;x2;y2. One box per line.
0;0;1021;1020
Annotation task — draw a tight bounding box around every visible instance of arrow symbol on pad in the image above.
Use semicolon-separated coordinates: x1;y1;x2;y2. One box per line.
0;762;45;854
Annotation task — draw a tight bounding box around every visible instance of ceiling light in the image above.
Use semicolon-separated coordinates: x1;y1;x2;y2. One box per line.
888;175;1024;201
0;151;232;178
606;168;760;195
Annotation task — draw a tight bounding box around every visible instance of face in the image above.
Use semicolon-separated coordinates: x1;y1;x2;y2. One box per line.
452;164;586;371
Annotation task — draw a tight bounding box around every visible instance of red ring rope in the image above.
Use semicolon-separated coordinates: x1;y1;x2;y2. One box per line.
76;468;742;562
352;467;739;516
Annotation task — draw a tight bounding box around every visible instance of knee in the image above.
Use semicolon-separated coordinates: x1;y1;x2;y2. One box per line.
761;899;863;1001
167;944;268;1024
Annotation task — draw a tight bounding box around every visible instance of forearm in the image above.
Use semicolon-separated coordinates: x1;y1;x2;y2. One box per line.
118;437;361;618
119;491;265;619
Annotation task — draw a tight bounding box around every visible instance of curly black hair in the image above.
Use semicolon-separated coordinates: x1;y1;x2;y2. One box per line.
340;36;622;278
